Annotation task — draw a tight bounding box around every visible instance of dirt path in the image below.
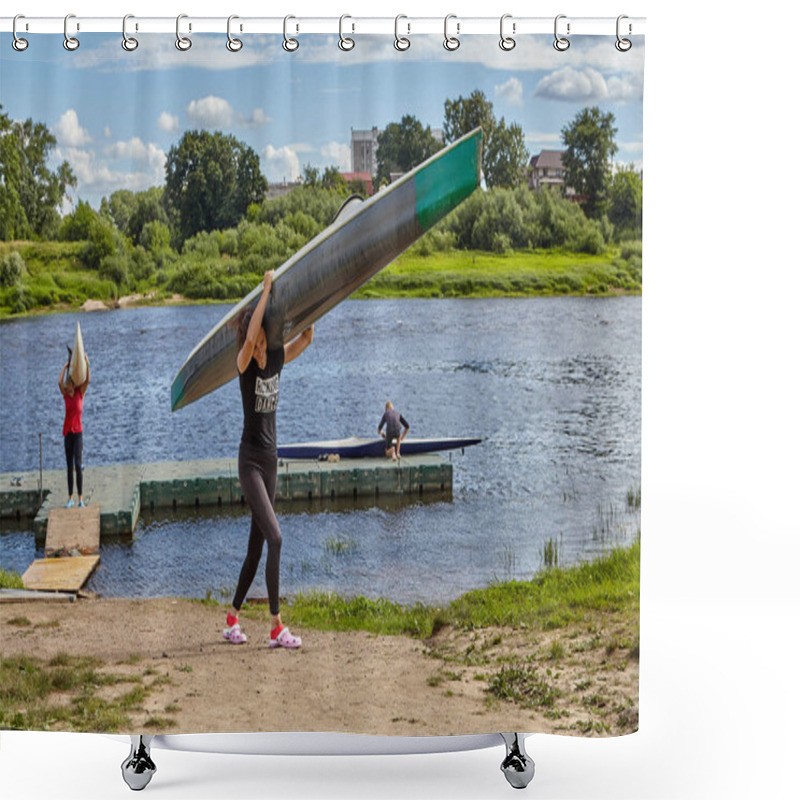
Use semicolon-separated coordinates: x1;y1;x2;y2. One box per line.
1;598;637;737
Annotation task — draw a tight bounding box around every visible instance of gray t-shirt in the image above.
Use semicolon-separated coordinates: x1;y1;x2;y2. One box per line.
379;408;409;440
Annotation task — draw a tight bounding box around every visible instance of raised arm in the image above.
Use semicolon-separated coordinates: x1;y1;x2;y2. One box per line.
77;357;90;396
58;362;69;396
237;271;273;374
284;324;314;365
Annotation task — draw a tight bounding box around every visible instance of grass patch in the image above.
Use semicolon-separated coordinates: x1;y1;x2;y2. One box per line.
486;663;560;709
0;653;168;732
322;534;358;556
0;568;24;590
284;539;639;639
352;248;641;299
6;616;30;627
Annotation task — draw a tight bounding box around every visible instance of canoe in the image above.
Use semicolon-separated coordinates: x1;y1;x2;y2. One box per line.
170;128;483;411
277;436;482;460
68;321;87;386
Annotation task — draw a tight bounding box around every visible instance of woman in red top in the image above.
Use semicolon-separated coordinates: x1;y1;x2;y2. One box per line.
58;354;90;508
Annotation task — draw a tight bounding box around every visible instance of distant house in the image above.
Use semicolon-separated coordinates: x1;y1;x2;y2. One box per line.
340;171;374;196
528;150;576;197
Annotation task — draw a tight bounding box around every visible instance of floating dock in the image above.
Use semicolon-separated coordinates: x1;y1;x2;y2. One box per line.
1;454;453;538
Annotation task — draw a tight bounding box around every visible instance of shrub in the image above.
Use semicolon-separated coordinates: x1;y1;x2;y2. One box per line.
0;251;25;288
7;284;32;314
140;220;172;254
620;240;642;261
99;253;130;289
182;230;221;259
59;200;99;242
82;220;118;269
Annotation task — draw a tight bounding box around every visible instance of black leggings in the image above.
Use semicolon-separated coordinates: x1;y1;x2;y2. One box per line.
232;443;282;616
64;432;83;497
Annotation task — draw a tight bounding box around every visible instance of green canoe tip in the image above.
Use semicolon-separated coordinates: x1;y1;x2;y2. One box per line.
415;129;482;232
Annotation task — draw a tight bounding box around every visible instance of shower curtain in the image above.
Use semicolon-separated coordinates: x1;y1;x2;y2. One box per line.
0;16;643;749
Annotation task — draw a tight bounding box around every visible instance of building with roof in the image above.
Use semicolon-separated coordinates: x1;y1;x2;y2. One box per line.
528;150;576;197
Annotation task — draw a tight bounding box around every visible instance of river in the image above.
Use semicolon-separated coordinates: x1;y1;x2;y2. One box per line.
0;297;641;604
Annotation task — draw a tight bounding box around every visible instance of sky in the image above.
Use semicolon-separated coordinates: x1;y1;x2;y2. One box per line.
0;31;644;209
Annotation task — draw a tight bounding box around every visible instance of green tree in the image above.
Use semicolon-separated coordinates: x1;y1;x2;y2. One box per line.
164;130;267;247
103;189;137;233
443;90;496;145
59;199;99;241
486;120;530;189
561;107;618;220
376;115;442;185
608;165;643;238
0;106;75;240
443;90;528;188
126;187;169;246
302;164;320;187
321;166;347;192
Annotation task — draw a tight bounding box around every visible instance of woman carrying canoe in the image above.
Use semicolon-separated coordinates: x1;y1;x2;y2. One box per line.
58;352;90;508
224;270;314;647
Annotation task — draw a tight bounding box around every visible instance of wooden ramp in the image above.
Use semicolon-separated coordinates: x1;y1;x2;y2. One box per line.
22;556;100;593
45;505;101;557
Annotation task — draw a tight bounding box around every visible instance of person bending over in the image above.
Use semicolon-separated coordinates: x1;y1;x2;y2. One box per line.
378;401;409;461
224;270;314;647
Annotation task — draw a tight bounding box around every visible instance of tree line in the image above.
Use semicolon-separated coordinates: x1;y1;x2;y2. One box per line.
1;95;642;309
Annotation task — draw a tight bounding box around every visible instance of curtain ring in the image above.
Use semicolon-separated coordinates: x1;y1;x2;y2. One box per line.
553;14;570;51
122;14;138;51
615;15;632;52
394;15;410;51
499;14;515;51
175;14;192;51
283;15;299;51
338;14;355;51
227;15;243;52
443;14;460;51
63;13;80;51
12;14;29;51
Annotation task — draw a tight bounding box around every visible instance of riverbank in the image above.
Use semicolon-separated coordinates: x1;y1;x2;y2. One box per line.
0;542;639;737
0;240;641;318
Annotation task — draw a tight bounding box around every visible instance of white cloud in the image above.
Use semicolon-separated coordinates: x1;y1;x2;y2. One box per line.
157;112;180;133
263;144;301;183
320;141;351;172
55;109;91;147
55;139;166;199
534;66;643;103
495;77;523;107
243;108;271;127
105;138;167;171
104;126;112;139
186;96;234;128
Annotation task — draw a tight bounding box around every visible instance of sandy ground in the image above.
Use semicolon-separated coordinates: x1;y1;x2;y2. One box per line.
80;293;184;312
0;597;638;737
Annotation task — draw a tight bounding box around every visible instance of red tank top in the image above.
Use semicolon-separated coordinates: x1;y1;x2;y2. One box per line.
63;390;84;436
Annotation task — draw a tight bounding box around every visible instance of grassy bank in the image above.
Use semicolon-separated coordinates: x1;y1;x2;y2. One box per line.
240;539;640;638
355;247;641;299
1;239;641;317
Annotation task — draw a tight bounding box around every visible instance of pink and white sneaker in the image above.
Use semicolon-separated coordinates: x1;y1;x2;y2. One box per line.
269;626;302;649
223;623;247;644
